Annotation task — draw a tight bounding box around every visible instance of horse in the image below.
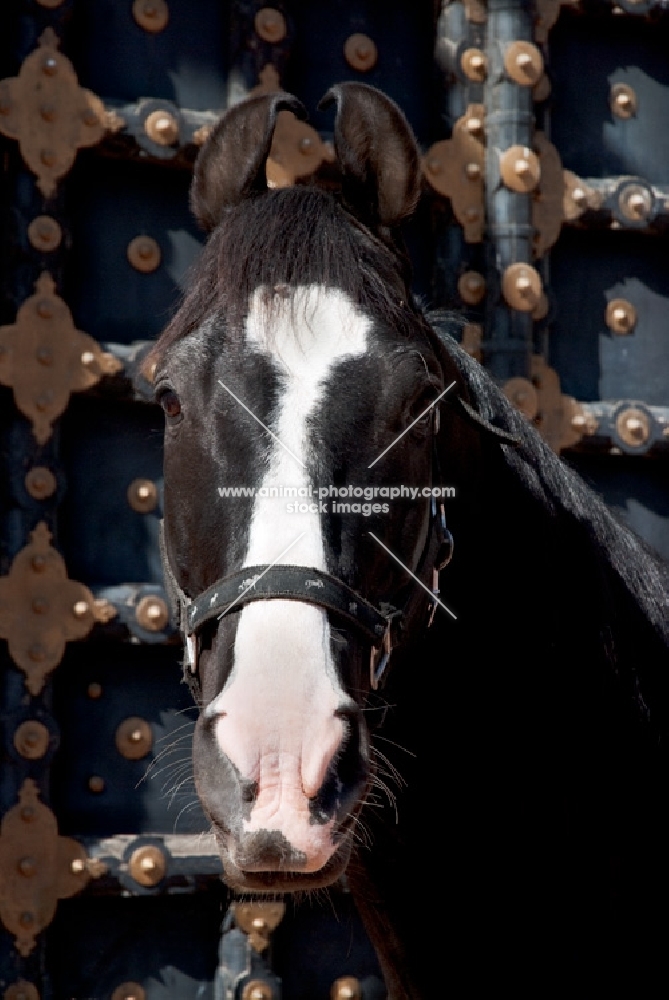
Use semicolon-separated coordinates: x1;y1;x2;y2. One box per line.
148;84;669;998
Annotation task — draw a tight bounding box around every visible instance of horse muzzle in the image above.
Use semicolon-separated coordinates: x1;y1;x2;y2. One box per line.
192;698;370;889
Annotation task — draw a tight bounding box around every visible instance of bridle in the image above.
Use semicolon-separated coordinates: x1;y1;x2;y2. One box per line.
159;387;523;702
159;408;454;701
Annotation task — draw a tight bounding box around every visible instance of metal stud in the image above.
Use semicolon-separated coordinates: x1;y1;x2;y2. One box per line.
115;718;153;761
605;299;637;335
27;216;62;253
499;145;541;193
25;467;57;500
465;115;483;137
28;644;46;663
128;845;166;886
254;8;287;43
501;263;542;312
615;407;650;448
41;57;58;78
504;41;543;86
618;183;651;221
242;983;273;1000
17;857;37;878
570;408;598;436
132;0;169;33
457;271;486;305
144;109;179;146
13;721;50;761
234;902;286;952
88;776;105;794
127;236;161;273
344;33;378;72
460;48;487;82
331;978;362;1000
610;83;637;119
36;346;53;367
127;478;158;513
111;984;146;1000
136;595;169;632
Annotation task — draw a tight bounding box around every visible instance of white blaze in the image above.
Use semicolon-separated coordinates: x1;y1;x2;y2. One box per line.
208;286;368;871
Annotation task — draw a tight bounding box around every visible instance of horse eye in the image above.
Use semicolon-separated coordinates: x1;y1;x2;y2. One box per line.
408;389;439;432
159;389;183;423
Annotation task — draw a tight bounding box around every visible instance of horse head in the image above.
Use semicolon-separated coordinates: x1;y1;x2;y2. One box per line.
150;84;464;891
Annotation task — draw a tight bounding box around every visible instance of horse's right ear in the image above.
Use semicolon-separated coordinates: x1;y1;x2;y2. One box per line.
190;91;307;231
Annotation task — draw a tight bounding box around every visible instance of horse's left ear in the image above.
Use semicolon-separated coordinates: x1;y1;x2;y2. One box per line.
318;83;421;228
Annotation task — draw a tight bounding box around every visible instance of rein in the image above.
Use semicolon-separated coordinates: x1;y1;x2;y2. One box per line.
160;413;454;701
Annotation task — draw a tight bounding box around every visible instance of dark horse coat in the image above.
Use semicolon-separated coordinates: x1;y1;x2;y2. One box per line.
151;84;669;998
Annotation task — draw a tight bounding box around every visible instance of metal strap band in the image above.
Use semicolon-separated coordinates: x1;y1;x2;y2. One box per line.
186;564;390;645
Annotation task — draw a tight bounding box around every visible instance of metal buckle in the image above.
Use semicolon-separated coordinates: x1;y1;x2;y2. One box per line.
185;633;198;675
369;625;392;690
427;568;440;628
432;498;454;570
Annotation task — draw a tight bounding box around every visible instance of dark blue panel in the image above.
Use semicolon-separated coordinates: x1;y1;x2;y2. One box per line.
549;229;669;404
276;896;385;1000
286;0;436;144
59;396;164;587
565;453;669;562
550;17;669;181
67;157;203;346
52;643;206;837
72;0;229;109
48;893;223;1000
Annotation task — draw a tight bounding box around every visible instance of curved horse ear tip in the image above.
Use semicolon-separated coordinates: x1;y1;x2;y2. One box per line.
317;87;339;113
273;91;308;121
189;188;217;233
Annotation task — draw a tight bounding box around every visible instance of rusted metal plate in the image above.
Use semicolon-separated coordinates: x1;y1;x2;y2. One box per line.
0;523;95;694
0;29;106;197
0;781;90;956
0;273;121;444
267;110;335;188
504;357;586;453
423;105;485;243
532;133;564;258
234;902;286;952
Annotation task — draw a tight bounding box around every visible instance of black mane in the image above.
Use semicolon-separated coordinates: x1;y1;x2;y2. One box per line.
432;316;669;730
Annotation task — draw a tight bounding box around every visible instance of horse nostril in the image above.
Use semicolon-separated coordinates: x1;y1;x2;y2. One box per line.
309;705;368;825
241;779;258;805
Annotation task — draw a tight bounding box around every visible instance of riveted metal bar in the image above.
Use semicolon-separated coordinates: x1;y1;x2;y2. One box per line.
431;2;488;331
484;0;537;380
563;175;669;233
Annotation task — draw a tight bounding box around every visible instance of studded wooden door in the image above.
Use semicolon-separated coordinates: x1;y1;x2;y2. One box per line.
0;2;667;999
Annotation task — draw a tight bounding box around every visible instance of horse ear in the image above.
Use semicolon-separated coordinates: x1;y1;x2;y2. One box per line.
318;82;421;228
190;91;307;231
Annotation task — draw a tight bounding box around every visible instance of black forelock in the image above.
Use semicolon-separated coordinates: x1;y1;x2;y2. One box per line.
149;185;418;370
